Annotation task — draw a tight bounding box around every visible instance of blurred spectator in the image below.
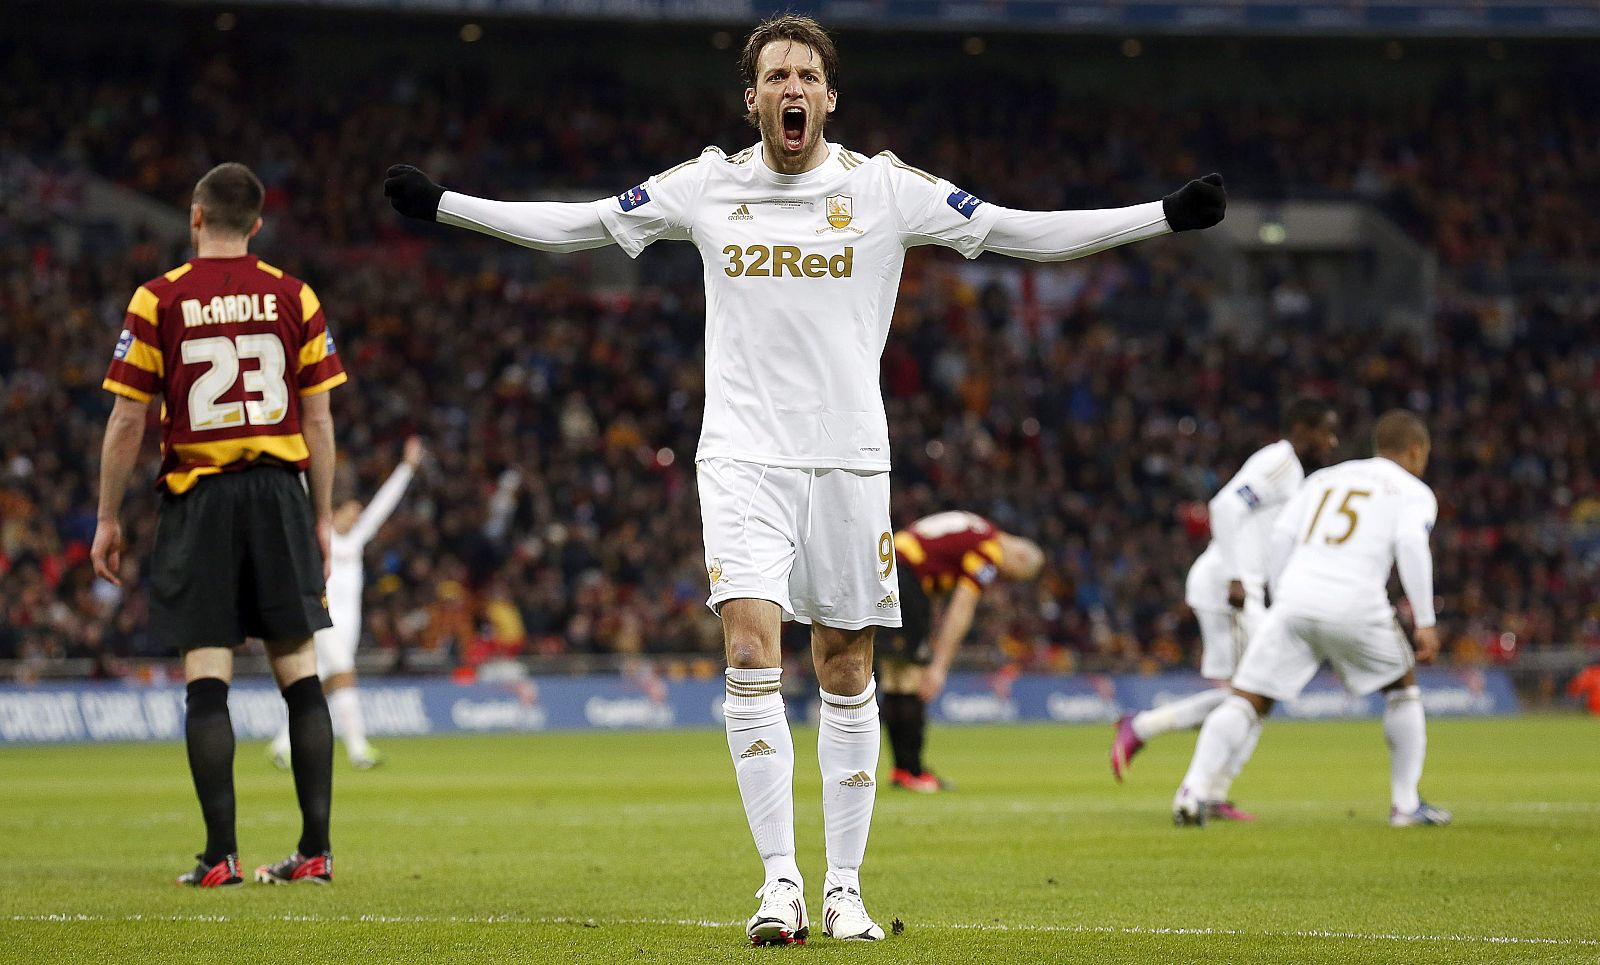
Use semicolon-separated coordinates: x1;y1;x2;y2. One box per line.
1568;665;1600;716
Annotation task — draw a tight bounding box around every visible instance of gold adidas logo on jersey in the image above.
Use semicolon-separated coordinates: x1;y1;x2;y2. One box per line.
728;204;754;221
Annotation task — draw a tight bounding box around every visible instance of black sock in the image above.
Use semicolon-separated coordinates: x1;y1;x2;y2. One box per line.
881;692;926;776
282;675;333;856
185;678;236;864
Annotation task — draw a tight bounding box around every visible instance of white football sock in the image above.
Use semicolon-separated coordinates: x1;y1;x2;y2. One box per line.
1384;685;1426;813
1178;694;1256;798
328;687;372;759
818;677;879;893
724;668;800;888
1211;716;1263;802
269;724;292;761
1132;687;1228;741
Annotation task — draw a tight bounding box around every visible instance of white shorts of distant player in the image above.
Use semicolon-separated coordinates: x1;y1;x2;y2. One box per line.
1193;604;1265;680
697;458;902;630
1231;609;1416;702
313;615;360;678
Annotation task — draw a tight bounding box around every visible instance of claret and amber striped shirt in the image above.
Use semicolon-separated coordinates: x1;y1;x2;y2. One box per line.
893;511;1005;597
102;255;346;494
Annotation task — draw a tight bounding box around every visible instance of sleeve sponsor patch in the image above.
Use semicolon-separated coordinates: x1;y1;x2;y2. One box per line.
946;189;984;219
1235;484;1261;509
325;331;337;355
617;184;652;212
113;329;133;361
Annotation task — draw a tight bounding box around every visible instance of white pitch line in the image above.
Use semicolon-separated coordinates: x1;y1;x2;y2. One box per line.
8;914;1597;948
15;798;1590;833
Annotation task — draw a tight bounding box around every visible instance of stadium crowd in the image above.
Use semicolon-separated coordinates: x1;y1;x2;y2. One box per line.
2;24;1598;684
5;33;1598;279
5;224;1597;678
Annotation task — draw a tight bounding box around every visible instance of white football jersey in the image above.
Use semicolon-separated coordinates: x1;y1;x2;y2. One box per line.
593;142;1002;471
1185;439;1305;611
1270;456;1438;626
325;463;414;633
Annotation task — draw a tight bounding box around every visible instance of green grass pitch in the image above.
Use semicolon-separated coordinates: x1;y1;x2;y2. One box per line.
3;715;1596;963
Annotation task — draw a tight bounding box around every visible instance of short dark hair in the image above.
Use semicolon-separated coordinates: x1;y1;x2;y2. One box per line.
1282;397;1334;433
741;15;839;92
1373;409;1429;454
193;162;264;235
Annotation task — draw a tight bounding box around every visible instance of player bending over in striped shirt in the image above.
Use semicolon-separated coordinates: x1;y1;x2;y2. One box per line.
877;511;1043;793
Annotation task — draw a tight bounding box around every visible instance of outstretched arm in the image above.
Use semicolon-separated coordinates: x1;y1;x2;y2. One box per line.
982;202;1169;262
349;438;424;548
981;174;1227;262
384;165;614;252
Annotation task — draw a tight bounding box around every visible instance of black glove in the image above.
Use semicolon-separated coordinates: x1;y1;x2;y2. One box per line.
1162;173;1226;232
384;164;445;222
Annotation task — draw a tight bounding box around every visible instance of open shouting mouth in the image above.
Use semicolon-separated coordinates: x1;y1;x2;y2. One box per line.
781;105;806;153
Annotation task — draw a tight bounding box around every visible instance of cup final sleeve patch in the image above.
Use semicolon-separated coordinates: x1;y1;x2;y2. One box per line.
617;184;652;212
946;189;984;219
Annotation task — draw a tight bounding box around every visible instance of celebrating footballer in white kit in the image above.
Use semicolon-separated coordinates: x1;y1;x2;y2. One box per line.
1110;399;1338;820
1173;410;1451;829
384;13;1227;944
271;436;424;771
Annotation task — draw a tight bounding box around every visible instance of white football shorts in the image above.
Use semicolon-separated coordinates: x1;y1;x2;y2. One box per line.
697;458;901;630
1231;609;1416;702
1194;604;1262;680
313;615;360;678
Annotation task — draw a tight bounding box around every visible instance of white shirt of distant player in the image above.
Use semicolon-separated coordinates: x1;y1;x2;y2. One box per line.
325;463;414;635
1185;439;1304;611
1268;456;1438;628
597;143;1006;470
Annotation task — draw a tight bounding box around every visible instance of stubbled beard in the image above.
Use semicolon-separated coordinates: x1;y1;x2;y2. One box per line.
761;106;822;158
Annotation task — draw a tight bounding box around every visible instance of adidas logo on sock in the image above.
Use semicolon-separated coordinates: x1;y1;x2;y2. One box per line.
728;204;754;221
839;770;876;788
740;739;778;759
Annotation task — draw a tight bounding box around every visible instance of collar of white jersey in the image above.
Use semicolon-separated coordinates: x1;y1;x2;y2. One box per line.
750;141;842;186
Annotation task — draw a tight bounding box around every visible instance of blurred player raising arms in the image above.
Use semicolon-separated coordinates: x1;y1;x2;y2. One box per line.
271;437;425;772
92;163;345;886
878;512;1043;792
385;14;1226;944
1173;410;1451;828
1110;399;1338;819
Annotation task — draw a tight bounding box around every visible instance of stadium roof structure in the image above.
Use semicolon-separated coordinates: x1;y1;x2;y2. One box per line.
204;0;1600;35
